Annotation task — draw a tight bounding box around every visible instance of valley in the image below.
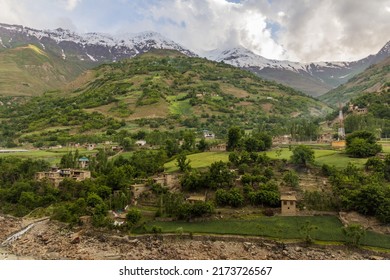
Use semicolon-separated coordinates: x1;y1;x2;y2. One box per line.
0;21;390;261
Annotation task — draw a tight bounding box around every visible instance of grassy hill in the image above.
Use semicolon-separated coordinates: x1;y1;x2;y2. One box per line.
0;44;95;97
320;57;390;106
0;49;332;147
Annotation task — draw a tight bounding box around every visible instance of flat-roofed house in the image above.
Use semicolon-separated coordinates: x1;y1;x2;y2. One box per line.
281;193;297;216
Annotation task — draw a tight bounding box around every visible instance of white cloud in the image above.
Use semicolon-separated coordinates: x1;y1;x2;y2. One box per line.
144;0;288;59
0;0;24;25
65;0;81;11
0;0;389;62
268;0;390;62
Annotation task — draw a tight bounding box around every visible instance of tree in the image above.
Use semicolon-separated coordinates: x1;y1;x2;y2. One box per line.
227;126;243;151
207;161;235;189
166;139;180;157
197;138;209;152
243;136;265;152
215;188;244;207
342;224;366;247
290;145;315;167
126;208;142;226
180;170;205;191
384;155;390;181
353;184;385;216
60;151;75;168
176;153;191;172
283;170;300;189
120;137;134;151
182;130;196;152
252;131;272;150
300;221;318;244
346;130;382;158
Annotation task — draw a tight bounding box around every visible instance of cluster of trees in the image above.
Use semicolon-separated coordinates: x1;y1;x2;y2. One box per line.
160;192;214;221
327;158;390;223
180;161;236;191
344;91;390;138
179;149;281;209
346;131;382;158
227;127;272;152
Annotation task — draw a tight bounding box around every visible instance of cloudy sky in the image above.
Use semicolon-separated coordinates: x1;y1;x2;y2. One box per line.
0;0;389;62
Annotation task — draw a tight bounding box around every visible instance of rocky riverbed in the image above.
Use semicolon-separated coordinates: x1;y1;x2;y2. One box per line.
1;215;389;260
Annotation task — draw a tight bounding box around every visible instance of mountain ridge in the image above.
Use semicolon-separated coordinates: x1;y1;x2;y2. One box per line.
0;22;389;99
206;42;390;97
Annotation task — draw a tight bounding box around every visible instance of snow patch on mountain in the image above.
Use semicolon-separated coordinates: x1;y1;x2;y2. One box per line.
0;37;6;48
0;23;197;58
206;45;355;75
86;53;97;62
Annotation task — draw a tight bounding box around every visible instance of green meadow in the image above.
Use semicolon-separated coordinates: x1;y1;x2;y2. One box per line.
163;147;377;172
139;216;390;249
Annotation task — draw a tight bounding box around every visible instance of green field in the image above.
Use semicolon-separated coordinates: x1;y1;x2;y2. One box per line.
164;148;371;172
164;152;229;172
382;144;390;153
140;216;390;249
315;152;368;168
0;148;97;165
169;99;192;115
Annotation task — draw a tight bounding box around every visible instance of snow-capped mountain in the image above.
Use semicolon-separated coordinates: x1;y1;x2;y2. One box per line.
206;46;351;73
0;23;197;63
205;42;390;97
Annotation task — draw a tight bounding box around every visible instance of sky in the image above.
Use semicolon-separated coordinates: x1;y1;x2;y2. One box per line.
0;0;389;62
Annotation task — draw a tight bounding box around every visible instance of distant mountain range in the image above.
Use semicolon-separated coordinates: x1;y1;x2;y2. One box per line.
206;42;390;97
0;23;196;62
0;22;389;101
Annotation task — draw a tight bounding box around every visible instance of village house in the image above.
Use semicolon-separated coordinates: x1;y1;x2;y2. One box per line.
111;145;123;152
35;167;91;187
153;173;176;187
280;193;297;216
348;103;368;115
135;140;147;147
86;143;96;151
317;132;334;143
209;143;227;152
78;156;89;169
186;195;206;204
129;183;150;205
203;131;215;139
272;135;291;145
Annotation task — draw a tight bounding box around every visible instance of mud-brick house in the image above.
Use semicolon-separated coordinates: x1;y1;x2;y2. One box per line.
35;167;91;187
153;173;177;187
187;195;206;204
209;143;227;152
280;193;297;216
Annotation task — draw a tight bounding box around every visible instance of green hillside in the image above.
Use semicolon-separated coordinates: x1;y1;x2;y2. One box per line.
320;57;390;106
0;44;94;96
341;90;390;138
0;49;332;147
